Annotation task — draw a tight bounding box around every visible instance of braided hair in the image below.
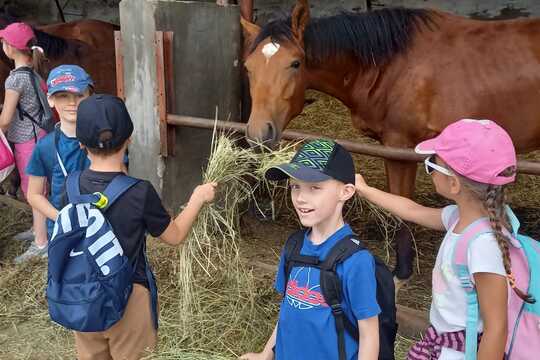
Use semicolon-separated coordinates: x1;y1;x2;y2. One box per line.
459;167;534;303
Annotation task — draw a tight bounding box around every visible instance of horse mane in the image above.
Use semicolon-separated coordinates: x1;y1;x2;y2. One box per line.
251;7;437;67
34;28;72;59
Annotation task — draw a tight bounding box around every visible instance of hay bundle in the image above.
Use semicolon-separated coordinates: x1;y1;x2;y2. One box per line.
154;132;296;358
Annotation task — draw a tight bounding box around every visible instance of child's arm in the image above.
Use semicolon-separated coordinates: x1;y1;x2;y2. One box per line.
27;175;59;220
159;182;217;246
358;316;379;360
0;89;20;131
474;272;508;360
355;174;445;231
239;324;277;360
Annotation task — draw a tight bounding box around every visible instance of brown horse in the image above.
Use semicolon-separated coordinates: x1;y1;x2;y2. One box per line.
0;17;118;99
241;1;540;281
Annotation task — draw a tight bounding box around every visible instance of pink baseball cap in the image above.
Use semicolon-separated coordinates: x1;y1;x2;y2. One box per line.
0;22;35;50
415;119;516;185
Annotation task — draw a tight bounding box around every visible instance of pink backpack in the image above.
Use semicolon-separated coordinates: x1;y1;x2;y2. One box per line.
0;129;15;182
449;207;540;360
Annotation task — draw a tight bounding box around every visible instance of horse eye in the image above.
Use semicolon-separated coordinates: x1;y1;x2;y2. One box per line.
290;60;301;69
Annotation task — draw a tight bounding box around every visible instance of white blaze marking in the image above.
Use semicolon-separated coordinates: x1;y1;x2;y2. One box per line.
262;42;280;63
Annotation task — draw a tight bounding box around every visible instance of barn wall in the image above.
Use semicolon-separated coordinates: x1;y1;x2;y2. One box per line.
5;0;540;26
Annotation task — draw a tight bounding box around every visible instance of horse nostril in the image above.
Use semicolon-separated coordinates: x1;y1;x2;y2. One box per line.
266;122;276;143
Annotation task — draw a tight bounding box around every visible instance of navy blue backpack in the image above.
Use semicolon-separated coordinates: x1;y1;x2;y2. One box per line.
47;171;158;332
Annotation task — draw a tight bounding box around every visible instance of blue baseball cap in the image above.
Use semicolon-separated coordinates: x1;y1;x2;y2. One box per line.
47;65;94;96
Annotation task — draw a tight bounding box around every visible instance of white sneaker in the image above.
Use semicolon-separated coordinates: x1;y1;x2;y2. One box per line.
13;228;35;242
14;243;48;264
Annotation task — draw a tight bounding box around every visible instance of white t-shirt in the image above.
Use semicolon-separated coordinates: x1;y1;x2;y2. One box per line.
430;205;506;360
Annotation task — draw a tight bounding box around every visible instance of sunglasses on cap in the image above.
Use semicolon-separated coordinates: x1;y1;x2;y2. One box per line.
424;155;453;176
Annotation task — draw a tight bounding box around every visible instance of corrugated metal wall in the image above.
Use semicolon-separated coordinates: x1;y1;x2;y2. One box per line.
3;0;540;26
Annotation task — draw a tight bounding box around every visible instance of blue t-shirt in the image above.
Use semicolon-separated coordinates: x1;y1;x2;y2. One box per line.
274;224;381;360
26;127;90;237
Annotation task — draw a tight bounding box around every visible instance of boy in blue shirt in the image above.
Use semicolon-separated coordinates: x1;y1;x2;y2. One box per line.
19;65;93;263
241;139;380;360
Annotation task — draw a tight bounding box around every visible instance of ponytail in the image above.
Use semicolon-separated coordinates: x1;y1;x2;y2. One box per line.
26;38;47;77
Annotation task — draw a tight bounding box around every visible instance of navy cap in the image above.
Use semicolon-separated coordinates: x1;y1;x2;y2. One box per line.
76;94;133;149
47;65;93;95
266;139;355;185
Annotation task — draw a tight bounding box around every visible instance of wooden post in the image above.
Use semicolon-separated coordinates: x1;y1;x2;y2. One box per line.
154;31;168;157
163;31;176;156
114;31;125;101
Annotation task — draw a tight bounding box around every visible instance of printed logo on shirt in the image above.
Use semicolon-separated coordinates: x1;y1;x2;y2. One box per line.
50;74;76;86
285;267;328;310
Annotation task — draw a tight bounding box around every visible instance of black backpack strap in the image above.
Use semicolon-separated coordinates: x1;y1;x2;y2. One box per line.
14;67;47;142
283;229;307;294
320;234;365;360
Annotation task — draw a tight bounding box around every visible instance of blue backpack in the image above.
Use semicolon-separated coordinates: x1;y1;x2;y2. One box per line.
47;171;158;332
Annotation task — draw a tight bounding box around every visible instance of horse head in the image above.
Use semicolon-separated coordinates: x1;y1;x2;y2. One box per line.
241;0;310;148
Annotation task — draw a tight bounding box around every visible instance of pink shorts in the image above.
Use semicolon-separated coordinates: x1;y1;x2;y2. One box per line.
14;130;46;198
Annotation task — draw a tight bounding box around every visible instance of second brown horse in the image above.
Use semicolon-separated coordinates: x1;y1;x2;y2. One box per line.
0;17;118;99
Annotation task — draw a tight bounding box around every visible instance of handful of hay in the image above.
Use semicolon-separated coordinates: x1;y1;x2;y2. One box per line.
154;131;296;358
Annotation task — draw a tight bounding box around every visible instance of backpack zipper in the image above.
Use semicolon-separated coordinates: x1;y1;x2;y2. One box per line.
506;302;525;358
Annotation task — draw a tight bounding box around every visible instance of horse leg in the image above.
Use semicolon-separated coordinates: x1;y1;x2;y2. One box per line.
384;159;417;293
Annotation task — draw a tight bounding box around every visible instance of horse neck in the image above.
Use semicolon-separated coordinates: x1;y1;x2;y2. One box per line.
305;58;389;122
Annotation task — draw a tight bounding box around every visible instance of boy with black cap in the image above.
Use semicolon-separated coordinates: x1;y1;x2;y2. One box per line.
68;94;217;359
241;139;380;360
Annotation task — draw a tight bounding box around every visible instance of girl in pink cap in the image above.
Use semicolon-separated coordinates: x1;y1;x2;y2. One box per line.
355;119;534;360
0;22;50;259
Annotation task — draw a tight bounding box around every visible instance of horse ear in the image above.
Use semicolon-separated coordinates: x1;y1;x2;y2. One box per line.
241;16;261;50
291;0;310;46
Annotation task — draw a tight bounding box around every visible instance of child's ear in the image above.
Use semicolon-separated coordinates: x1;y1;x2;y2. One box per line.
448;175;461;195
341;183;356;201
47;95;55;108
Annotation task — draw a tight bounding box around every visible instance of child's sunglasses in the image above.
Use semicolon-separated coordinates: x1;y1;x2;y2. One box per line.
424;155;453;176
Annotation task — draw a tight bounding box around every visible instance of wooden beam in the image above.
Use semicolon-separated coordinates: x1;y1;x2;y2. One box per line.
166;114;540;175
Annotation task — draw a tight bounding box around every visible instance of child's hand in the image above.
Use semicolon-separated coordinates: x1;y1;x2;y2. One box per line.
191;182;217;205
355;173;369;196
239;352;272;360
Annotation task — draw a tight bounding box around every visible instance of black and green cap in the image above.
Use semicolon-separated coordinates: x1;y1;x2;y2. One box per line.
265;139;355;185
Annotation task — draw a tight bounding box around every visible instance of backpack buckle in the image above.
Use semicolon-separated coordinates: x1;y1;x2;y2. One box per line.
93;192;109;209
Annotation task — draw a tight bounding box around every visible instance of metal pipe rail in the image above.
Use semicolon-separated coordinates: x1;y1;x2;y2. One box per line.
167;114;540;175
